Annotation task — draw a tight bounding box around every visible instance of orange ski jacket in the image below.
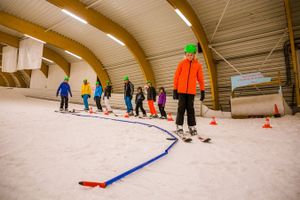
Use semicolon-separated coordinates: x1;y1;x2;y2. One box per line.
173;58;205;94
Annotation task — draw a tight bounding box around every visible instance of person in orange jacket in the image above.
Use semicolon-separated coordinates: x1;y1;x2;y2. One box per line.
173;44;205;136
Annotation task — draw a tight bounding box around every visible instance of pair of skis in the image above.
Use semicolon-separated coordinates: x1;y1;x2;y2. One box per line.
173;129;211;143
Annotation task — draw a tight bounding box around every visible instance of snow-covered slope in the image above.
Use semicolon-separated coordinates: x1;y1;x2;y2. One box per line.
0;87;299;200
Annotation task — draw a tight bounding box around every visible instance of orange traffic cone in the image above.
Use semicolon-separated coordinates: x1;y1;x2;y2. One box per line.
104;108;109;115
209;117;217;125
262;117;272;128
167;113;174;121
274;104;281;118
89;106;94;114
124;112;129;118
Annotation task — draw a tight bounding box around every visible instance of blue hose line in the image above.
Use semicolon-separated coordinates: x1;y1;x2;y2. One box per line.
105;151;168;187
69;112;178;187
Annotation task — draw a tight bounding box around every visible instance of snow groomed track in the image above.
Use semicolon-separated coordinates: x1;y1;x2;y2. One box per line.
58;112;178;188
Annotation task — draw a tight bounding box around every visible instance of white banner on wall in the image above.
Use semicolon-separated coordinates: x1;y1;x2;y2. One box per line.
17;38;44;70
1;46;18;73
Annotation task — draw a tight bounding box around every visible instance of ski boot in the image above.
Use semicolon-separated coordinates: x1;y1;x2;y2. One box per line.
129;111;134;116
188;126;198;136
59;108;63;111
175;125;192;142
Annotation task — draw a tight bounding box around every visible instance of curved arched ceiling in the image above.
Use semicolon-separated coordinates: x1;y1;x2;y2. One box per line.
0;0;147;92
0;11;110;86
78;0;214;106
47;0;156;86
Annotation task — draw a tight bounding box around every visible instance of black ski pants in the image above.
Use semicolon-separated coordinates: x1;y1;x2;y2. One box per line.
135;102;146;115
60;96;69;109
158;104;167;117
95;96;103;110
176;94;196;126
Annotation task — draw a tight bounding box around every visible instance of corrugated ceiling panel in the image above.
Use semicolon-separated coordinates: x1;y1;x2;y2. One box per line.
189;0;293;111
81;0;196;56
79;0;211;103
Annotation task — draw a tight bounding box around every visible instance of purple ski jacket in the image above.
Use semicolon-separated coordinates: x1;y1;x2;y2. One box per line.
158;92;166;106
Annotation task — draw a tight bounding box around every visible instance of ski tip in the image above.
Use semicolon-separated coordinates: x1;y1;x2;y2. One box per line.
166;137;176;140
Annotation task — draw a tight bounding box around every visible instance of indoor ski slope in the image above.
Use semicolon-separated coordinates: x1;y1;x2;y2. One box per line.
0;88;299;200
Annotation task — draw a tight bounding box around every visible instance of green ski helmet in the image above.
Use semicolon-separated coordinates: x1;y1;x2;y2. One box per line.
184;44;197;54
95;81;100;85
123;76;129;81
64;76;69;81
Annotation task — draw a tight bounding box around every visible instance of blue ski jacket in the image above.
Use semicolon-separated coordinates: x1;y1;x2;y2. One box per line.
94;86;103;97
56;82;72;97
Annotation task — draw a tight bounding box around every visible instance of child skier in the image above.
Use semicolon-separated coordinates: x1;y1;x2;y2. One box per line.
146;81;158;118
158;87;167;119
173;44;205;136
56;76;72;111
94;81;103;112
123;76;134;116
81;78;91;111
103;80;112;113
135;87;147;117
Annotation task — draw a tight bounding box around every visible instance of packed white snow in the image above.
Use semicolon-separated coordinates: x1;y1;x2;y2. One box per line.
0;87;300;200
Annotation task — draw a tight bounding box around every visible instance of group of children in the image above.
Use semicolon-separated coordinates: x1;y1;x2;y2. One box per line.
56;76;167;119
56;78;112;112
56;43;205;137
123;76;167;118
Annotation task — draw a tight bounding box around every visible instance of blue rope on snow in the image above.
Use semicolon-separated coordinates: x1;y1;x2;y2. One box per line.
68;112;178;188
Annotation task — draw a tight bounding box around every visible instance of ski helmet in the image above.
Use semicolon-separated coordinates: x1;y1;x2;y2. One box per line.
184;44;197;54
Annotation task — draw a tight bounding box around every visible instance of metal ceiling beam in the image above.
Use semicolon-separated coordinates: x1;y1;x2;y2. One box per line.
167;0;219;109
43;47;70;76
47;0;156;86
0;11;110;86
0;31;70;77
284;0;300;107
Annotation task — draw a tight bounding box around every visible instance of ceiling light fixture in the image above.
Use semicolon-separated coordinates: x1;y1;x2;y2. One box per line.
107;34;125;46
65;50;82;59
24;34;46;44
42;57;54;63
175;9;192;27
62;9;88;24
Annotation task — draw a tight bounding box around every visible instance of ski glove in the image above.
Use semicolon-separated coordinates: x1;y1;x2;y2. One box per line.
81;95;84;98
88;95;91;98
200;90;205;101
173;89;178;100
